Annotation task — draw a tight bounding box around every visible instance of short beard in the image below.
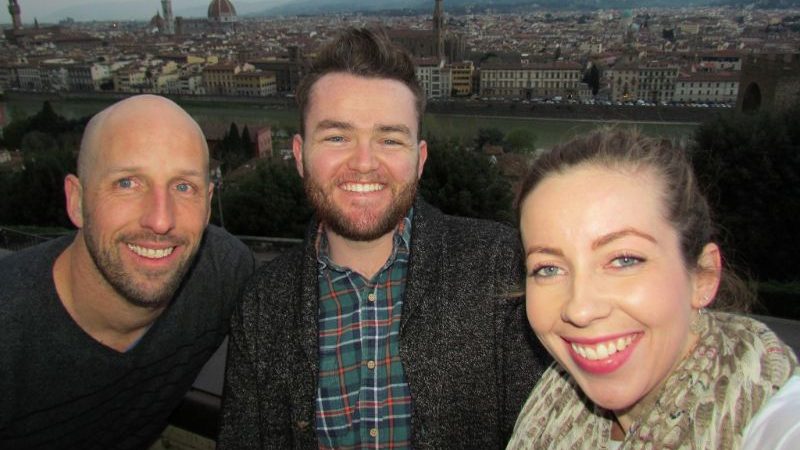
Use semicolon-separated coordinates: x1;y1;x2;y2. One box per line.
83;221;194;309
304;175;417;242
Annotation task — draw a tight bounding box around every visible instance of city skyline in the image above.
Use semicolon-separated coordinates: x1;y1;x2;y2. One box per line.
0;0;284;24
6;0;799;24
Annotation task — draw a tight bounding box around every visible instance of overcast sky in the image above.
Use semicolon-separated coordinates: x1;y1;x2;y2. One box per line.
0;0;273;23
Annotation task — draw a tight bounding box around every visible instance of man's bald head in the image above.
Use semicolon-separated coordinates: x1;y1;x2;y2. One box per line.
78;95;209;183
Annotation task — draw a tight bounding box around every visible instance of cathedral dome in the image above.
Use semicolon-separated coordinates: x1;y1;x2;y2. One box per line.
208;0;237;22
149;11;165;31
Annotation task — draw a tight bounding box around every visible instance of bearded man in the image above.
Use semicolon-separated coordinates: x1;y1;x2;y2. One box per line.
0;95;254;449
218;28;549;450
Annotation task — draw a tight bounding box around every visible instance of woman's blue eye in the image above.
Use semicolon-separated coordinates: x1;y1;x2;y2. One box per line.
532;266;563;278
611;256;644;268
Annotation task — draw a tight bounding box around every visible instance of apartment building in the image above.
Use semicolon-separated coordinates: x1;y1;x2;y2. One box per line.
449;61;474;97
607;64;678;103
480;61;585;99
416;57;451;99
606;64;638;102
66;63;111;91
203;62;243;95
16;65;42;91
675;71;739;103
112;67;147;93
234;71;276;97
637;65;679;103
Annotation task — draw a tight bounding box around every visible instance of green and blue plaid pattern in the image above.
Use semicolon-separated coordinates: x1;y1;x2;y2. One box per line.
314;212;413;450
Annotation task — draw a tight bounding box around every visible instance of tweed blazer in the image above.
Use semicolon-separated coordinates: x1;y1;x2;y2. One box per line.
218;198;549;449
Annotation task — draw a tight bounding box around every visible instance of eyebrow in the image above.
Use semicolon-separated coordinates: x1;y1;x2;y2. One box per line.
103;166;206;179
375;124;412;136
591;228;657;250
525;245;564;258
313;119;354;133
525;228;657;257
312;120;412;137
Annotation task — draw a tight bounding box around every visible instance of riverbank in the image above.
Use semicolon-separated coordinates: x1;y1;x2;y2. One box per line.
3;90;726;123
1;91;702;148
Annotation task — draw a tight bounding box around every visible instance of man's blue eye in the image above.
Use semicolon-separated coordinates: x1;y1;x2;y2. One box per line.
118;179;133;188
176;183;191;192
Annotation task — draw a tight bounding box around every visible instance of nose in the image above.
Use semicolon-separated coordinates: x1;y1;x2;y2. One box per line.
139;186;176;235
347;139;379;173
561;272;612;328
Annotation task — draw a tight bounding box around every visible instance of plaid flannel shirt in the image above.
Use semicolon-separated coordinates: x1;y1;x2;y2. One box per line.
314;211;413;450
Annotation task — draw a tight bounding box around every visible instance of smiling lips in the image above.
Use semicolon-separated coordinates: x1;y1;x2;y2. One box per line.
341;182;384;193
127;243;175;259
566;333;641;374
571;335;635;360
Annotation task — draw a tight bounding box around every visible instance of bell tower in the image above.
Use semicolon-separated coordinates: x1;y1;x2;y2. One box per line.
162;0;175;35
8;0;22;30
433;0;445;63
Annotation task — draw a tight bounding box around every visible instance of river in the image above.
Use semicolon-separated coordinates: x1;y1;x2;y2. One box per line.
1;96;698;149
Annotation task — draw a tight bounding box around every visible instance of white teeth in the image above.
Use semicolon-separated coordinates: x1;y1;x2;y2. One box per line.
127;244;174;259
571;335;634;361
342;183;383;193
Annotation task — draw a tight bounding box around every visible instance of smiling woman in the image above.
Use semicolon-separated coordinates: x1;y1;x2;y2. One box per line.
507;127;800;450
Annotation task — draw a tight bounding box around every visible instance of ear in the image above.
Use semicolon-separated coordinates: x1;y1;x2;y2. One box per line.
64;174;84;229
292;134;305;178
692;242;722;309
417;139;428;178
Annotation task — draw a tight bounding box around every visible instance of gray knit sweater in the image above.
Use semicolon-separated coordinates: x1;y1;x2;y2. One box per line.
0;225;254;449
219;199;550;449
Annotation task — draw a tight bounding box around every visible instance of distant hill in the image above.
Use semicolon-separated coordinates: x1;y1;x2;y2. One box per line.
25;0;800;23
37;0;285;22
255;0;800;16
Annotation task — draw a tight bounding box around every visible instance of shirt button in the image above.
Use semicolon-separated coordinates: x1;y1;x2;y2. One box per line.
368;293;377;302
367;360;376;370
370;428;378;438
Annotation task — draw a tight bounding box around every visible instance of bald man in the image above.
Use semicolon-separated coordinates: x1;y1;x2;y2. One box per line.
0;95;254;449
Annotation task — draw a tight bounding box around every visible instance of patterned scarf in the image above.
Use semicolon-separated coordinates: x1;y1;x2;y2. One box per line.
507;312;799;450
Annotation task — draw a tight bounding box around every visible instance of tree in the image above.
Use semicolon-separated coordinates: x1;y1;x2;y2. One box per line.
1;101;86;149
215;159;311;237
224;123;242;151
241;125;254;160
504;128;537;154
475;127;504;149
582;63;601;96
216;122;248;174
0;148;76;227
0;103;88;227
691;104;800;283
420;136;514;225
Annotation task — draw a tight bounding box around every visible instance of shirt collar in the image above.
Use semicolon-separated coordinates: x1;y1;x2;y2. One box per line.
316;207;414;273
